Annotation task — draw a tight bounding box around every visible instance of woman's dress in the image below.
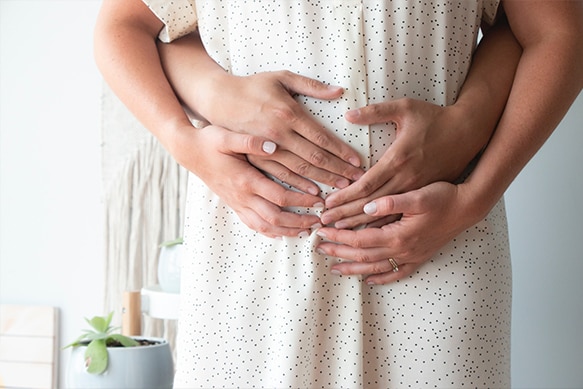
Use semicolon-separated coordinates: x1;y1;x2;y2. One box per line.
144;1;512;387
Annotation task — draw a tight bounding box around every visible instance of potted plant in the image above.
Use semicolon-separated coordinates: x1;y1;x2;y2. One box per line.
158;237;183;293
64;312;173;389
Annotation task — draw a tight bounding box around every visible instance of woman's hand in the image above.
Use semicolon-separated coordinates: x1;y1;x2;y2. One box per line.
158;35;364;195
315;181;479;285
320;98;488;228
169;124;324;238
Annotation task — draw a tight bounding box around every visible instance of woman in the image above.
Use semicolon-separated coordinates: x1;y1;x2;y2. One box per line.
94;0;582;387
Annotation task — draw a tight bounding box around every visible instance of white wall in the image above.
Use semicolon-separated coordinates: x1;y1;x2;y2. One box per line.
0;1;581;388
0;1;104;385
506;91;583;389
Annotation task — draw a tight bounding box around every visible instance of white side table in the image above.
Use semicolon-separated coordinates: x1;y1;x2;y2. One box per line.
121;286;180;336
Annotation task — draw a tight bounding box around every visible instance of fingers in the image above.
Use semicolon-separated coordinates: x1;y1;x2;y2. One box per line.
248;156;322;196
363;190;425;217
218;130;278;157
276;71;363;170
278;70;344;101
345;99;405;125
249;150;354;191
324;157;398;209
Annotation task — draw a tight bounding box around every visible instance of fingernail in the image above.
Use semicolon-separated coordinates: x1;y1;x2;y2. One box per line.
320;214;331;225
311;223;323;229
313;202;325;209
349;156;361;167
363;202;377;215
345;109;360;121
352;170;364;180
328;85;343;92
262;141;277;154
366;279;376;286
336;178;350;189
316;230;327;238
330;269;343;276
308;187;320;196
298;231;309;239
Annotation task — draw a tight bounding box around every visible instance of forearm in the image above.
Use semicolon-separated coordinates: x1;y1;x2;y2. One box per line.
94;0;192;153
461;1;583;221
157;31;227;123
449;15;521;160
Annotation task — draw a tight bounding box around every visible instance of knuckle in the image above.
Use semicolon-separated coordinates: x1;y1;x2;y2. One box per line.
358;180;377;195
369;262;386;274
269;193;287;207
272;105;298;125
349;236;366;249
308;150;327;166
305;76;323;89
263;126;281;141
355;253;373;263
274;169;292;185
296;162;312;176
314;132;331;148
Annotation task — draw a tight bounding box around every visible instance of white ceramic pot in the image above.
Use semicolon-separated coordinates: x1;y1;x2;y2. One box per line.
158;243;182;293
66;337;173;389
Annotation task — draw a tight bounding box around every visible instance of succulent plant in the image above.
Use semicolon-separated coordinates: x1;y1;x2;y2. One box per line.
64;312;139;374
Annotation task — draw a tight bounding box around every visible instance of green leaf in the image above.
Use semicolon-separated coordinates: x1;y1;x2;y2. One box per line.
84;339;108;374
86;316;107;333
63;333;90;349
159;237;183;247
109;334;140;347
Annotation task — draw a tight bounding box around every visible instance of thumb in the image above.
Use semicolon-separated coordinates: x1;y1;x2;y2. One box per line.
280;71;344;100
363;190;421;217
221;131;277;156
345;100;402;125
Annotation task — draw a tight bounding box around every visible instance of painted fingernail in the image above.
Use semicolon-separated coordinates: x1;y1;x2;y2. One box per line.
363;202;377;215
262;141;277;154
330;269;343;276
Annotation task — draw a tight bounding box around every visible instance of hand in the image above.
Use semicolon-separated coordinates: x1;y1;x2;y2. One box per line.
192;70;365;192
321;98;489;228
169;124;324;238
316;181;477;285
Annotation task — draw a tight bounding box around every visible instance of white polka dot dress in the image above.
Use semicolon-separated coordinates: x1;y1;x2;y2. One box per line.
143;1;511;388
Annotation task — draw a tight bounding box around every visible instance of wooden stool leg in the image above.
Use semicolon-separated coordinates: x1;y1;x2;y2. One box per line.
122;290;142;336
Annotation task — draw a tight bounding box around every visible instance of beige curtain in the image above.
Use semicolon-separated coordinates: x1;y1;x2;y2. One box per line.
100;83;188;354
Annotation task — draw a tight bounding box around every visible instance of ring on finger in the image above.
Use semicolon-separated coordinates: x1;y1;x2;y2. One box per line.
387;258;399;273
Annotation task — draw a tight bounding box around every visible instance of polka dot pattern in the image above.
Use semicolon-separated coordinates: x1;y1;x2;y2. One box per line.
145;1;511;387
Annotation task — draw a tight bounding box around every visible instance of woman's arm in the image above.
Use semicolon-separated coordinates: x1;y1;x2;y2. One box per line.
316;0;583;284
94;0;326;238
157;31;364;195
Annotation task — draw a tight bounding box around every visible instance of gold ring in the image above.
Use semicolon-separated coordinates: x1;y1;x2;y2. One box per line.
388;258;399;273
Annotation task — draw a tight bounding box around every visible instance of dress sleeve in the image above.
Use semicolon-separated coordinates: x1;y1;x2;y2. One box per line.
141;0;198;43
482;0;502;26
